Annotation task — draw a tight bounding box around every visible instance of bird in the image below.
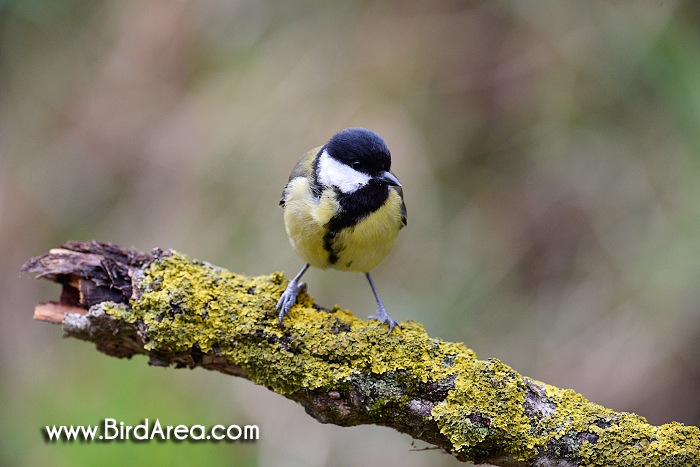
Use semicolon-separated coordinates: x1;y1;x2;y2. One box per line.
276;127;407;334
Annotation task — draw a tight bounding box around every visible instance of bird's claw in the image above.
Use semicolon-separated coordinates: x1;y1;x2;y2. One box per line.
368;306;401;335
276;280;306;327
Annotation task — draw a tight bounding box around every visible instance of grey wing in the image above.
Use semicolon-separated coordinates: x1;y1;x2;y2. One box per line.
390;180;407;227
279;146;321;206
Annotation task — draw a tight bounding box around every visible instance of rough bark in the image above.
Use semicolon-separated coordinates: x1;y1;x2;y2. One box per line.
22;241;700;466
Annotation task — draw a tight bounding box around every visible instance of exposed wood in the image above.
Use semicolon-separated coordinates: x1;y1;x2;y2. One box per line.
33;301;86;323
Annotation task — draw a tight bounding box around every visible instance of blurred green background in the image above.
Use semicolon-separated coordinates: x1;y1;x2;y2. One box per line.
2;1;700;466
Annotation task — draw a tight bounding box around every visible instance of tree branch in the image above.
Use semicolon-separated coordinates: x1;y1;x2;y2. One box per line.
22;241;699;466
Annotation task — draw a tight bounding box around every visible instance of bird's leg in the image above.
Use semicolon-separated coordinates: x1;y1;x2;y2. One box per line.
276;264;310;327
365;272;401;335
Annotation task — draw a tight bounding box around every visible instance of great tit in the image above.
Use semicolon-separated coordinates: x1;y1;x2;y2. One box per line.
276;127;407;334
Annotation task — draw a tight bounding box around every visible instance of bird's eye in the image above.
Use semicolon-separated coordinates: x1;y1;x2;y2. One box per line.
352;160;363;170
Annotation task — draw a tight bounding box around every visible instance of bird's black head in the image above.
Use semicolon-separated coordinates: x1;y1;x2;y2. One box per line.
315;128;400;194
325;127;392;176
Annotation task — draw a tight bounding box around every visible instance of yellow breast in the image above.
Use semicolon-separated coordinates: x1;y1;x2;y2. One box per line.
283;177;337;269
330;190;403;272
282;179;403;272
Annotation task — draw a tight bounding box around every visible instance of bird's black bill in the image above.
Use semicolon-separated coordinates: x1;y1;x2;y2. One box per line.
374;171;401;187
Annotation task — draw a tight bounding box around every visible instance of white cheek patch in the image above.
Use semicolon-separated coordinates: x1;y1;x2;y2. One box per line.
317;150;370;193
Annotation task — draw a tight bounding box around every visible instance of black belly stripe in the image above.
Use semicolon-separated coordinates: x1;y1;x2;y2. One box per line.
323;229;340;265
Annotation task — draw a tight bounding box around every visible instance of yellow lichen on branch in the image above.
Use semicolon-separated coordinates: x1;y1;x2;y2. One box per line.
106;251;475;395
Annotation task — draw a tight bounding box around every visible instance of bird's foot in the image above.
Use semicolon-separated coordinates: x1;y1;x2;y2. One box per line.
276;280;306;327
368;305;401;335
